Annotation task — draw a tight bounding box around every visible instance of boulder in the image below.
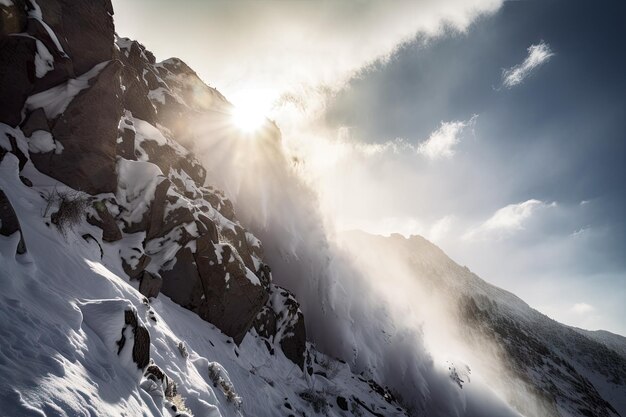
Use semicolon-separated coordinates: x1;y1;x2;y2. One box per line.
138;271;162;299
138;139;206;187
121;177;169;234
122;253;151;280
146;192;195;240
143;364;177;399
203;189;236;222
254;285;307;369
87;200;122;242
31;60;123;194
159;246;203;308
122;309;150;370
79;300;150;372
253;306;277;340
0;189;27;254
193;242;268;344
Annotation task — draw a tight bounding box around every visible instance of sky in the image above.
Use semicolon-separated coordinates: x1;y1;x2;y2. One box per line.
112;0;625;335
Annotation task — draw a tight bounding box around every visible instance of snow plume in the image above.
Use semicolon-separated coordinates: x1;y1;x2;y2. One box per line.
183;109;525;415
144;0;547;413
114;0;503;108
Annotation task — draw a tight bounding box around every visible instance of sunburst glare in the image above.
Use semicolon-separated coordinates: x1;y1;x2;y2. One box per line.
230;89;274;133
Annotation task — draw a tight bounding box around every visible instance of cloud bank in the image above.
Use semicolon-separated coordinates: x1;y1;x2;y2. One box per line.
113;0;502;108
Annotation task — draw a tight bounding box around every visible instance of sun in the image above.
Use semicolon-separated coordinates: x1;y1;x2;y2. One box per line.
230;89;274;134
231;105;266;133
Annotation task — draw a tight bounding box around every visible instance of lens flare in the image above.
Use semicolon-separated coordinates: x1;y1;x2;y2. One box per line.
230;89;274;134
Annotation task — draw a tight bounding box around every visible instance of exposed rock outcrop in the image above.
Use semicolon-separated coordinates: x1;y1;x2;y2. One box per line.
0;189;27;254
0;36;36;126
30;60;123;194
2;0;286;354
253;285;307;368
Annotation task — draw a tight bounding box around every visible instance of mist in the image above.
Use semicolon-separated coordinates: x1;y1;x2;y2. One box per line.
171;99;546;416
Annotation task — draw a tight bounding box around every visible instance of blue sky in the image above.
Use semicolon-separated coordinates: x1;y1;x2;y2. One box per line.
323;0;625;333
113;0;625;334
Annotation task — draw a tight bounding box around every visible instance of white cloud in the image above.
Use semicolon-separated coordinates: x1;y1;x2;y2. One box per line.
463;199;555;240
571;302;595;315
501;41;554;88
113;0;502;109
417;116;477;160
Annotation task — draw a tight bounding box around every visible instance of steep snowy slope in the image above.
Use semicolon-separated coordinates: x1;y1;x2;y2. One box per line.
339;231;626;417
0;153;411;417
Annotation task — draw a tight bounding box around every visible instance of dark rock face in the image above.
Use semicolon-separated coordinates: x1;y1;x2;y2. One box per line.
37;0;115;75
24;17;74;93
87;200;122;242
253;307;277;340
138;271;162;299
117;121;136;160
1;0;287;352
0;36;36;126
30;60;123;194
193;242;268;344
21;108;50;137
253;285;307;368
0;189;27;254
159;247;202;307
120;309;150;370
138;139;206;187
124;73;157;124
122;253;151;280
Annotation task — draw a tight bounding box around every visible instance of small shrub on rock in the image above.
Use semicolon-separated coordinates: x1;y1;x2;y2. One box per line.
42;188;89;236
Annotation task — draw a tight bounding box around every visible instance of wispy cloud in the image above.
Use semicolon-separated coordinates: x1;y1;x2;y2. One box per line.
417;116;477;160
463;199;555;240
501;41;554;88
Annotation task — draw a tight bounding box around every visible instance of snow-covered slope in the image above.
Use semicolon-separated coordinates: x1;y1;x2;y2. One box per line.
0;153;411;417
339;231;626;417
0;1;623;417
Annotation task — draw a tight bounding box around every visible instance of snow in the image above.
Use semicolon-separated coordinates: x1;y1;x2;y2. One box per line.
116;158;164;226
27;130;63;154
0;150;417;416
244;267;261;286
0;0;13;7
26;0;41;19
25;61;109;119
148;87;168;104
34;39;54;78
78;298;145;380
134;117;168;146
